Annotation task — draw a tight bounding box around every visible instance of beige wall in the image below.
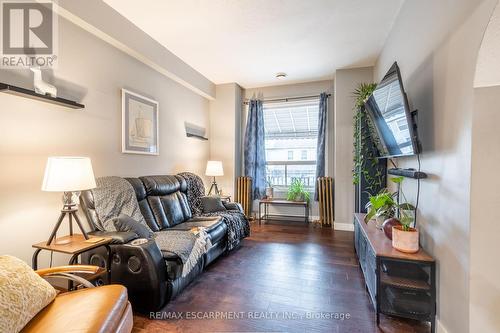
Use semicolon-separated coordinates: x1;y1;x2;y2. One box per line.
474;2;500;88
469;86;500;333
333;67;373;230
374;0;498;332
243;80;334;221
0;16;210;266
208;83;243;197
470;4;500;330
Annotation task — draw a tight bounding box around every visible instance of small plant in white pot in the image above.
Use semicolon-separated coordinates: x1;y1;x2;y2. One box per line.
265;180;274;199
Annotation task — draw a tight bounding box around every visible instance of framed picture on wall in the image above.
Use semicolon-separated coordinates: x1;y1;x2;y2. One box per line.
122;88;159;155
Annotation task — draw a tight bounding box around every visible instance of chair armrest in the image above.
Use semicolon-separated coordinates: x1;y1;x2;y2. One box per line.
35;265;101;277
36;265;101;289
89;230;138;244
222;201;244;213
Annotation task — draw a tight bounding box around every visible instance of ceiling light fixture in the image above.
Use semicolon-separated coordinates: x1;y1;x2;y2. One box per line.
276;72;287;79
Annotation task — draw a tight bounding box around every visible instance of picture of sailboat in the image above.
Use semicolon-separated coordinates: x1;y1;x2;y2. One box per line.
122;89;159;155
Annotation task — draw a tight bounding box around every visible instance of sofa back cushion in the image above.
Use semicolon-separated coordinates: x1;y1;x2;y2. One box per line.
139;176;192;228
80;175;193;232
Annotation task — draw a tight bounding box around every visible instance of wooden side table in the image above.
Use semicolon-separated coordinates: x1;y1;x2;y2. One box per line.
32;234;112;290
258;199;309;224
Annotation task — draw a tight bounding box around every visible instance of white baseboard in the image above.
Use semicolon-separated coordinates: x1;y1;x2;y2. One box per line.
334;222;354;231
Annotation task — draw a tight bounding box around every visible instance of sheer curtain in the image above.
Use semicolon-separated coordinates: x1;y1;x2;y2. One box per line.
314;93;328;200
244;99;266;199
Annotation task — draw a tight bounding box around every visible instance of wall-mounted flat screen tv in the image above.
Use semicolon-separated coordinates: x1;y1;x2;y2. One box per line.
364;62;420;158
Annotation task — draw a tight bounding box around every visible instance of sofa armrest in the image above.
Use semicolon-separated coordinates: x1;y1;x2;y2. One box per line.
89;230;138;244
110;240;167;312
222;201;244;213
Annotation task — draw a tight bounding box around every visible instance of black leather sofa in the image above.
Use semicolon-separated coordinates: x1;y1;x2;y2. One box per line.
79;175;247;312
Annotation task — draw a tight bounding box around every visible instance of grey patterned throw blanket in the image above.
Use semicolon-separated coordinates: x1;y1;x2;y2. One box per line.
154;229;211;277
91;176;209;277
92;176;147;230
178;172;250;251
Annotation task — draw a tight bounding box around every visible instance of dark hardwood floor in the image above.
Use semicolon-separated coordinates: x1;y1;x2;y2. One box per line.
132;221;430;333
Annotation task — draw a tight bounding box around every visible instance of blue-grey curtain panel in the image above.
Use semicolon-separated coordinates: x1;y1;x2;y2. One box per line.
314;93;328;201
244;99;266;199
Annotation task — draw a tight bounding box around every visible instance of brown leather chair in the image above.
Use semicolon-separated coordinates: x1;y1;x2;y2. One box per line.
22;265;133;333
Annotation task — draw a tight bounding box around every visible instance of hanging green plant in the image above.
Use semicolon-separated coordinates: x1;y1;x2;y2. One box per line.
352;83;385;195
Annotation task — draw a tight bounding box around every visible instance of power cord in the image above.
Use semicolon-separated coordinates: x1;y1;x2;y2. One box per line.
414;152;421;228
49;230;56;268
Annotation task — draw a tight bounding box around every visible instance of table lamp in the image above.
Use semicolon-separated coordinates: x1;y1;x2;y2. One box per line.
205;160;224;195
42;157;96;245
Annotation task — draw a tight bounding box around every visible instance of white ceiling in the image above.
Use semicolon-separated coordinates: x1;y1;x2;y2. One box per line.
103;0;404;88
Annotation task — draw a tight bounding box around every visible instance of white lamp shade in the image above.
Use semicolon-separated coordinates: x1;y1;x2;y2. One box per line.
205;161;224;176
42;157;96;192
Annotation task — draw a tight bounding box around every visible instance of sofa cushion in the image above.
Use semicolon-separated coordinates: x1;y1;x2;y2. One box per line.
22;285;130;333
108;214;154;239
201;196;227;213
170;217;227;244
0;255;57;333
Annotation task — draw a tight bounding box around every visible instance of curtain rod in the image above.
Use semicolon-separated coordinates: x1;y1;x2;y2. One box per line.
243;93;331;105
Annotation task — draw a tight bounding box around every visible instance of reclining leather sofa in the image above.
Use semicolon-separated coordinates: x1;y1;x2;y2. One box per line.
80;175;248;312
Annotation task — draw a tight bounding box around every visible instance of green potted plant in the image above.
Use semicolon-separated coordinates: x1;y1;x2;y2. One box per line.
364;190;396;229
390;177;419;253
287;179;310;203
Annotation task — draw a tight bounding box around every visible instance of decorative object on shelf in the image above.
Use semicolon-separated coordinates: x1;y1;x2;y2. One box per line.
0;82;84;109
30;67;57;97
185;122;208;140
205;161;223;195
265;180;274;199
286;179;310;203
122;89;159;155
364;190;396;229
42;157;96;245
382;217;401;240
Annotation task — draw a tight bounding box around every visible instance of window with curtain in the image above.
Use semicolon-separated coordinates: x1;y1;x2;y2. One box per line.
263;99;320;192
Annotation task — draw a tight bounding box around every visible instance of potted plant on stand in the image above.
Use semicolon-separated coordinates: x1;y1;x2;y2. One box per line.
364;190;396;229
287;179;310;203
392;208;418;253
390;176;418;253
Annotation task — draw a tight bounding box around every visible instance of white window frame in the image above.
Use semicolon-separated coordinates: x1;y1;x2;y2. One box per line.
266;160;316;192
263;98;320;193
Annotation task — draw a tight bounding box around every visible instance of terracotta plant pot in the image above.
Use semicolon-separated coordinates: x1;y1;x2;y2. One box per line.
382;218;401;240
392;225;419;253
